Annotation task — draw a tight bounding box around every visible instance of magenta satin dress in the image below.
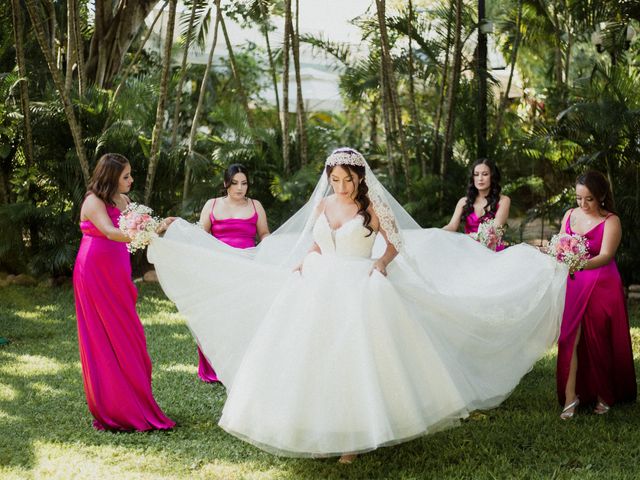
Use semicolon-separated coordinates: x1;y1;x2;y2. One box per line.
73;203;175;431
556;209;636;406
197;198;258;383
464;203;505;252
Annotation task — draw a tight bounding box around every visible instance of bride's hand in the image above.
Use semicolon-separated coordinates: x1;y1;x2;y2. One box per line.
370;259;387;276
156;217;177;234
293;262;303;275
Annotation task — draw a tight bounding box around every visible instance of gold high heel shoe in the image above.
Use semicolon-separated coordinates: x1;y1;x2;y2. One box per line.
560;397;580;420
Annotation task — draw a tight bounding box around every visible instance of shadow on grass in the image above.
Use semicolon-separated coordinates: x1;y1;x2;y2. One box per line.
2;285;640;479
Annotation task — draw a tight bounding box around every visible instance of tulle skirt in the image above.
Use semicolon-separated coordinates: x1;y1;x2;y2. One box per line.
148;220;566;456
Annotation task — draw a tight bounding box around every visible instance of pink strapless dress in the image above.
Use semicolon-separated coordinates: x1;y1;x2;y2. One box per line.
556;210;636;406
73;203;175;431
197;199;258;383
464;203;505;252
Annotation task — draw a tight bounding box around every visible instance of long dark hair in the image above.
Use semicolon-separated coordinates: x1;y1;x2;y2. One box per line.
86;153;129;205
222;163;250;196
576;170;616;214
325;162;373;237
461;158;502;222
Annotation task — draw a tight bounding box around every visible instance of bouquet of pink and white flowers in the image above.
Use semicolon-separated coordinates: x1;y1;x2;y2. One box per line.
470;218;506;251
546;233;589;275
118;203;160;253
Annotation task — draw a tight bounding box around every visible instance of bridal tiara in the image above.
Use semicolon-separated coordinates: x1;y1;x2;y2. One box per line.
325;148;367;168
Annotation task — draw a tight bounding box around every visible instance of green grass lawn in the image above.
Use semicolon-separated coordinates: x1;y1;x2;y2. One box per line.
1;283;639;480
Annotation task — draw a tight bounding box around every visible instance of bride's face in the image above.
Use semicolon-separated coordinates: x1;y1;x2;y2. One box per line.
329;165;358;199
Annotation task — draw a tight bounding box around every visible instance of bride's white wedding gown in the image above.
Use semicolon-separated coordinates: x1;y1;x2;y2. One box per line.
148;212;566;457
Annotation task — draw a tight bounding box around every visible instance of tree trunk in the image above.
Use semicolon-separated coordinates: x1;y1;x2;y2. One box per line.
25;0;91;184
282;0;292;172
144;0;177;205
42;1;57;60
0;166;7;204
11;0;35;170
289;0;308;166
94;0;168;162
259;0;282;136
369;96;378;149
494;0;522;136
407;0;423;176
110;1;168;110
378;58;396;179
440;0;463;181
183;8;221;205
65;1;75;96
85;0;160;88
216;0;255;131
432;0;454;176
71;0;85;96
170;0;199;148
552;10;564;90
375;0;410;190
564;28;572;89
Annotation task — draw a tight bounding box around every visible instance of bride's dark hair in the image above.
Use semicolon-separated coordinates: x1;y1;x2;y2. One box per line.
325;161;373;237
461;158;502;223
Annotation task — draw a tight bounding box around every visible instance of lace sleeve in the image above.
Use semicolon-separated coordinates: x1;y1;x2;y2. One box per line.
368;181;404;252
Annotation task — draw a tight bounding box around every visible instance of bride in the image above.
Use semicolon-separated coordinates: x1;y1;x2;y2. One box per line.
148;148;567;460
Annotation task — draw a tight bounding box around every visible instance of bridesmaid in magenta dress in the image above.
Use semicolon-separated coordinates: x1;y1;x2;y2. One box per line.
443;158;510;251
557;171;636;419
195;164;270;383
73;153;175;431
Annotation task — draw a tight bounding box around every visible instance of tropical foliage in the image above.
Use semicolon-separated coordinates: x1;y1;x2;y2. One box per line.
1;0;640;281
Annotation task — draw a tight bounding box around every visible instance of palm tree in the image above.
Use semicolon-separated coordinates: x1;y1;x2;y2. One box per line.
144;0;177;205
85;0;161;87
184;7;222;204
258;0;282;135
98;0;169;162
170;0;200;148
282;0;292;172
494;0;523;136
62;0;86;96
10;0;34;170
288;0;308;165
216;0;255;131
432;0;455;176
406;0;423;174
24;0;91;184
440;0;463;181
375;0;410;188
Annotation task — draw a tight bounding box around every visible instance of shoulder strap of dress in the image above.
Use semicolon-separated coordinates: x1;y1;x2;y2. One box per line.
210;198;217;220
565;208;574;232
250;198;257;214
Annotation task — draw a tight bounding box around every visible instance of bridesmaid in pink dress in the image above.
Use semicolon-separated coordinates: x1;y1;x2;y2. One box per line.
195;164;270;382
557;171;636;419
73;153;175;431
443;158;510;251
